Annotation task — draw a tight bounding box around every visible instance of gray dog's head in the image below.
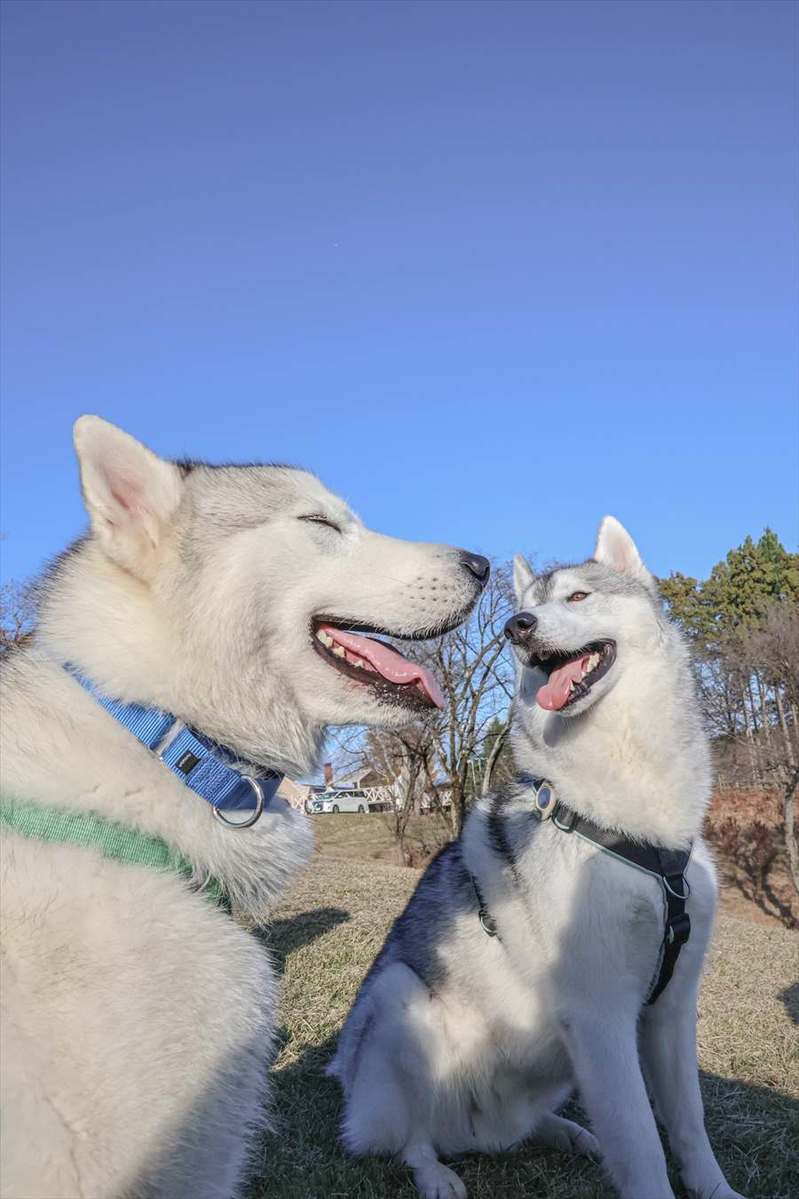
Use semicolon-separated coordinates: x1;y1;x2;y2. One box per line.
43;416;488;774
505;516;665;722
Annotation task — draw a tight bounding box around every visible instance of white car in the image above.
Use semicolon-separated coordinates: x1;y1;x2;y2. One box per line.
310;788;369;814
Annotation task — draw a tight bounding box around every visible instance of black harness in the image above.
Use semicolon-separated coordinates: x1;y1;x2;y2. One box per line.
472;779;692;1007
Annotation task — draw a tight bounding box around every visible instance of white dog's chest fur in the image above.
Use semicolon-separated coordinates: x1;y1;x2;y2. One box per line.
1;654;313;1199
2;832;278;1199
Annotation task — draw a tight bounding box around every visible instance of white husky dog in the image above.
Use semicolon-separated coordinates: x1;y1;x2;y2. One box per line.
330;517;746;1199
0;416;488;1199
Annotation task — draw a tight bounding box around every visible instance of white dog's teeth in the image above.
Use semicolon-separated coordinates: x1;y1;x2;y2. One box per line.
332;645;346;659
351;657;365;668
317;630;334;647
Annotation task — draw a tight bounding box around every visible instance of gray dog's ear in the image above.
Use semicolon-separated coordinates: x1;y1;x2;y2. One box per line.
593;516;652;585
73;416;183;579
513;553;535;601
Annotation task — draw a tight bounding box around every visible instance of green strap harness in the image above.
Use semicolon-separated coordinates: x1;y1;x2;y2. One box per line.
0;796;230;911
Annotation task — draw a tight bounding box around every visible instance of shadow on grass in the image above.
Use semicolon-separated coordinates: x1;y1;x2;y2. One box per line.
779;981;799;1026
252;906;351;977
249;1033;799;1199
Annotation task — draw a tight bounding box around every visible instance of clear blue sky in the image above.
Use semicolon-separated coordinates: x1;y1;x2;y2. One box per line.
1;0;797;587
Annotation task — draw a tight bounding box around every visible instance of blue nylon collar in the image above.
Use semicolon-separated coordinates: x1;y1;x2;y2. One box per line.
66;666;283;817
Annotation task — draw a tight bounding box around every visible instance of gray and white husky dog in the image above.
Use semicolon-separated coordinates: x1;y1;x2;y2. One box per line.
330;517;745;1199
0;416;488;1199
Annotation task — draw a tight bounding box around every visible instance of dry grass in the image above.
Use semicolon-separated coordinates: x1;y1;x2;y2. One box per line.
313;808;451;868
249;818;799;1199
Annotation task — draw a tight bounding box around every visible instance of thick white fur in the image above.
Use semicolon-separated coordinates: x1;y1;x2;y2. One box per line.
330;519;746;1199
0;417;484;1199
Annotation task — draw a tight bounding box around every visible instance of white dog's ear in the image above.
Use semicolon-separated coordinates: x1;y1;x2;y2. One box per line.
513;553;535;601
593;516;651;584
73;416;183;578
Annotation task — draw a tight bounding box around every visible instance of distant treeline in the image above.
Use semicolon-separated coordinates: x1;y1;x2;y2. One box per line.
660;530;798;898
659;529;798;792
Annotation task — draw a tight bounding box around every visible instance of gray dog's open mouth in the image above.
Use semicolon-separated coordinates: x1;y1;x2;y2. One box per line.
311;618;445;710
529;639;616;711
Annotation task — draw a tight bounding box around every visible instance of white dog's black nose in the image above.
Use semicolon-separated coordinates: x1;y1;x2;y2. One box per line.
504;611;538;644
459;552;490;586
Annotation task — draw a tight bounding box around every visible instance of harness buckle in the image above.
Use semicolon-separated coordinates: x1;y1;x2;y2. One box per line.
666;911;691;946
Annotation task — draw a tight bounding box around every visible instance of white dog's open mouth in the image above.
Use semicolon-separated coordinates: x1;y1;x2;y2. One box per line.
311;619;445;710
532;640;616;711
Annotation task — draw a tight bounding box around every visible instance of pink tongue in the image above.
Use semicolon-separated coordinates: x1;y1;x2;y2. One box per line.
537;656;590;712
319;625;445;709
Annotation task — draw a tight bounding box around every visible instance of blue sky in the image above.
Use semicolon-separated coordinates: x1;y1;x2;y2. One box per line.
1;0;797;587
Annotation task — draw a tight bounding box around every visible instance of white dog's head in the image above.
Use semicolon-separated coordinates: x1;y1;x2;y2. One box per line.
506;516;664;721
45;417;488;774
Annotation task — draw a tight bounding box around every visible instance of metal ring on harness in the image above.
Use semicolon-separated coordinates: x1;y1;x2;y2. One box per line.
534;781;556;819
479;908;498;937
662;874;691;900
213;776;264;829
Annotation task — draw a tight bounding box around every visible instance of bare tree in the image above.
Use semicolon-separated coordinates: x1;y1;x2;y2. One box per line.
424;562;515;833
735;601;799;895
481;718;511;796
0;581;36;655
363;724;445;863
345;564;516;842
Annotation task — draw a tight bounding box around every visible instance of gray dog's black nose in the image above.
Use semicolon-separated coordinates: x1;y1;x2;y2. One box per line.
459;552;490;586
504;611;538;643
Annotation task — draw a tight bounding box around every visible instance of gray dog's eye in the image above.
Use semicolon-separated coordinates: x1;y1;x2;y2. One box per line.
567;591;590;602
299;513;342;534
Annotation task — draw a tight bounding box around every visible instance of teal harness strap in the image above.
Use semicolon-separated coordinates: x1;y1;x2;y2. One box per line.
0;796;230;910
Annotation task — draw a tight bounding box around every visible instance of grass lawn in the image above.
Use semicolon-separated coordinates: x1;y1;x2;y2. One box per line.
249;817;799;1199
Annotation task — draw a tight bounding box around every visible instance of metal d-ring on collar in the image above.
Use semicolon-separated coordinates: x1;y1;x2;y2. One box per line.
213;776;265;829
64;665;283;831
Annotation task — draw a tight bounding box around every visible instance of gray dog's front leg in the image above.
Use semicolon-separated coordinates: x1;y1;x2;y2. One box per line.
562;1007;676;1199
640;1000;746;1199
